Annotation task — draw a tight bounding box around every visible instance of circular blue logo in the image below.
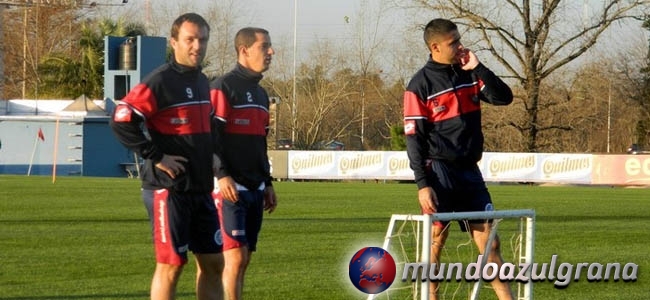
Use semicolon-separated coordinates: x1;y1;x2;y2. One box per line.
348;247;396;294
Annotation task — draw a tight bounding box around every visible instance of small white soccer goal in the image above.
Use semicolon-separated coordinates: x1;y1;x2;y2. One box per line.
368;209;535;300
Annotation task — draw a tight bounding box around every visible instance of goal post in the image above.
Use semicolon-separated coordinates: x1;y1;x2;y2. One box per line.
368;209;535;300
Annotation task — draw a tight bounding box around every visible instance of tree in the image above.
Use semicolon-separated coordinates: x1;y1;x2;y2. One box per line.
201;0;243;76
293;53;358;149
408;0;650;152
634;16;650;149
344;0;392;149
132;0;244;77
38;18;146;99
263;39;356;150
261;71;293;149
390;125;406;150
1;5;82;99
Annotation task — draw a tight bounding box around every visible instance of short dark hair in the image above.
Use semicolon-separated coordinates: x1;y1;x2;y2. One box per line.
171;13;210;40
234;27;269;54
423;18;457;45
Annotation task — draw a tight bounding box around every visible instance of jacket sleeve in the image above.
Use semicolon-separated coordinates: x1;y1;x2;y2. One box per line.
473;63;513;106
109;84;163;162
403;90;437;189
262;91;273;187
209;84;232;179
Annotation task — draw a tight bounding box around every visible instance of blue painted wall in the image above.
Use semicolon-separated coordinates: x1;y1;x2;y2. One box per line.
82;117;135;177
0;117;138;177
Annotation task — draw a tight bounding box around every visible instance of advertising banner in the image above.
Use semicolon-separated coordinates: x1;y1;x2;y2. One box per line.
384;151;414;180
282;150;650;186
337;151;385;178
481;152;538;182
592;155;650;185
537;153;592;184
288;151;338;179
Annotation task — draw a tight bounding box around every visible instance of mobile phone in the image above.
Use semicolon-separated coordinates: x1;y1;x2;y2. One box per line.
458;49;469;66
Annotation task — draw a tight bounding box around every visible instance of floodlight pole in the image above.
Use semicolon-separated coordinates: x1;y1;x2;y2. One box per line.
291;0;297;144
22;7;27;99
607;80;611;153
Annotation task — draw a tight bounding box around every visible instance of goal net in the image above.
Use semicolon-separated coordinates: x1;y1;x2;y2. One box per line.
368;209;535;300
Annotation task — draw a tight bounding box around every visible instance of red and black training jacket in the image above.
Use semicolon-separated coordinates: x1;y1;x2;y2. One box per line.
210;64;272;191
403;58;513;189
110;61;216;193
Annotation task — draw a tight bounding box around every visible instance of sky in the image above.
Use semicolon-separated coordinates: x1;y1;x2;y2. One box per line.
99;0;649;79
101;0;415;76
97;0;650;47
246;0;358;41
105;0;384;48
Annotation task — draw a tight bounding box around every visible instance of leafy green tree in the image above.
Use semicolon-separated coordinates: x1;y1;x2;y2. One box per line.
390;125;406;150
38;18;146;99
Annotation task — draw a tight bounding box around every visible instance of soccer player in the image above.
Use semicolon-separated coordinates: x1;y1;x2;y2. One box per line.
209;27;278;300
110;13;223;300
403;18;514;300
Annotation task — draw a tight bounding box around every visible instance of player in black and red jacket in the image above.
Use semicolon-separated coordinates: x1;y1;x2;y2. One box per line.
403;18;514;300
210;27;278;300
110;13;223;300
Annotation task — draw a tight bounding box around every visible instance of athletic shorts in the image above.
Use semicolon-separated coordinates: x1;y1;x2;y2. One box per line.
427;160;494;231
213;183;264;252
142;189;222;266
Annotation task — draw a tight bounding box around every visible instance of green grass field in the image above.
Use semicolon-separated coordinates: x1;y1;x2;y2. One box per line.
0;175;648;300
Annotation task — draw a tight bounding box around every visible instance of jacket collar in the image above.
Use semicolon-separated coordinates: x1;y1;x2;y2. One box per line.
170;59;202;75
233;63;263;83
427;56;461;70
